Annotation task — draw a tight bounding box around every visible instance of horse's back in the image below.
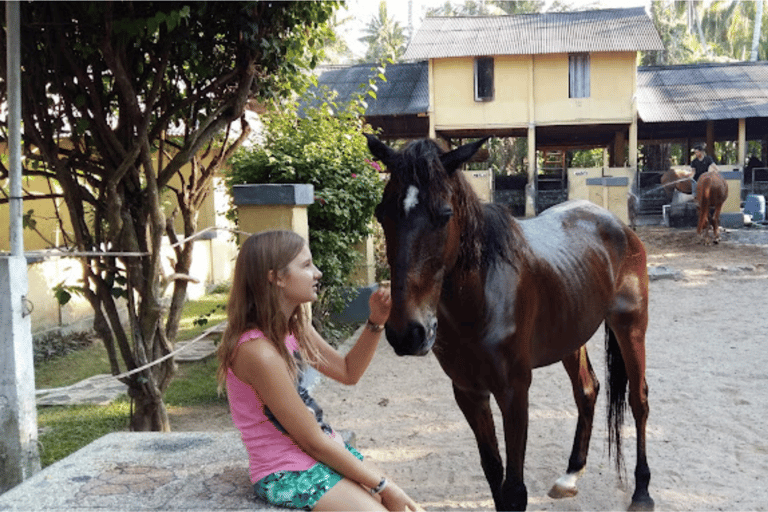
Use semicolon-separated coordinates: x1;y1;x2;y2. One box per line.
517;200;646;366
697;170;728;205
521;200;634;261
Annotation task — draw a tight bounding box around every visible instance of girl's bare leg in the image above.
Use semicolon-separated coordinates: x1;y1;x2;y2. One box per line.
313;477;386;511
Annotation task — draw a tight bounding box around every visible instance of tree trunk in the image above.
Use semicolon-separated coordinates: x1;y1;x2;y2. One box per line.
129;383;171;432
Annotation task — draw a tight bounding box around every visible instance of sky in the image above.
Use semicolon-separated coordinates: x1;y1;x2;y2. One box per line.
338;0;650;60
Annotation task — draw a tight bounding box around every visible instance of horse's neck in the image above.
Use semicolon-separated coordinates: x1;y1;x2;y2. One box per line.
453;199;522;274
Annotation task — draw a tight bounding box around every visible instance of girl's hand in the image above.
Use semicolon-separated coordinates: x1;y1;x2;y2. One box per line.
379;481;423;512
368;283;391;326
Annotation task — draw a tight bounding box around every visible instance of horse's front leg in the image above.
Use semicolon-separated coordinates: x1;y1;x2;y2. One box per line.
452;384;504;508
549;346;600;499
497;370;533;511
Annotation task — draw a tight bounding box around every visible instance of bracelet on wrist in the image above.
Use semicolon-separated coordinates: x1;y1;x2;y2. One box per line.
370;477;388;495
366;318;384;332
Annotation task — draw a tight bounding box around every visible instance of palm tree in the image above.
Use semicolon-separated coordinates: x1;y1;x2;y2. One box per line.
359;1;407;63
751;0;764;60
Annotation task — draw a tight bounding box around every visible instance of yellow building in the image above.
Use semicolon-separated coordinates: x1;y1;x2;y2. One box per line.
402;7;663;216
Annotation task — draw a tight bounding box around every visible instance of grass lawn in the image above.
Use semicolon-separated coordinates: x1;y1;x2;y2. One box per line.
35;294;228;467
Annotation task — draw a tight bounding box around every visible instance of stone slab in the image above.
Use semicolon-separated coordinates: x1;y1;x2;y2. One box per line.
0;432;279;511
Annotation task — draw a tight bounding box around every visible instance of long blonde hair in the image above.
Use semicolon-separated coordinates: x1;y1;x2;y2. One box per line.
216;230;325;390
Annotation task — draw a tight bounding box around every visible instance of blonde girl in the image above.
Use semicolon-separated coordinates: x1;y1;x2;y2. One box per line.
217;230;420;512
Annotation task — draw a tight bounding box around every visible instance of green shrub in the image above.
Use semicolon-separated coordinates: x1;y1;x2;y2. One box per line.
226;88;385;319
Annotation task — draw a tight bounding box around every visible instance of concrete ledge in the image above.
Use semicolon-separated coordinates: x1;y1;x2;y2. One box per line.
720;212;745;229
330;284;377;324
0;432;281;511
586;177;629;187
719;170;742;180
232;184;314;206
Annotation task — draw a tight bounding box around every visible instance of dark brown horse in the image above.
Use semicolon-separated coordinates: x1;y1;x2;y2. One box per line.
695;170;728;244
366;134;653;511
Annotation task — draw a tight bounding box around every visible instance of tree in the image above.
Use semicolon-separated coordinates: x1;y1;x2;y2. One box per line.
641;0;768;65
0;1;338;431
360;1;408;63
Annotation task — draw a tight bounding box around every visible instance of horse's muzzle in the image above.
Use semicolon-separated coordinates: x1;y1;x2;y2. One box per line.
385;319;437;356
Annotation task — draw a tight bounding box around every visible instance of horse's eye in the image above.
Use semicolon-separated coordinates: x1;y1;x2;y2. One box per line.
435;205;454;227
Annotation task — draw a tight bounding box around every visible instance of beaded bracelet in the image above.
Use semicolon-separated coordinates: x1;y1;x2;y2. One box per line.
370;477;388;495
366;318;384;332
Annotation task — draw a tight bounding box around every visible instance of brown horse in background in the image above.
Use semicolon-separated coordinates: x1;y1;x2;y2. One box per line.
366;134;654;511
660;168;693;200
695;170;728;244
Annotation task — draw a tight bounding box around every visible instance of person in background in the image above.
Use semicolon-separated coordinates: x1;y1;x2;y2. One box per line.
690;142;718;197
217;230;421;512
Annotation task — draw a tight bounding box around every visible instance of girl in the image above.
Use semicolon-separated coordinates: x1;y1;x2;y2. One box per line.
217;230;420;512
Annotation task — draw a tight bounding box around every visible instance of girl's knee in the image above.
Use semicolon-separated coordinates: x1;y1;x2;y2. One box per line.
313;478;386;511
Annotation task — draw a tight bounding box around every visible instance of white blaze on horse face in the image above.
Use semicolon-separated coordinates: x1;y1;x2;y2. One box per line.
403;185;419;216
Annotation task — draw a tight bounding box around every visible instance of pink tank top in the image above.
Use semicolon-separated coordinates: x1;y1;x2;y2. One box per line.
226;329;340;483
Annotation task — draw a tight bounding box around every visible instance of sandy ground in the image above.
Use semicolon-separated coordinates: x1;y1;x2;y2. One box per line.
173;225;768;511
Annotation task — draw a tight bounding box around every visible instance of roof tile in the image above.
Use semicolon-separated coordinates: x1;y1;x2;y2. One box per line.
404;7;663;60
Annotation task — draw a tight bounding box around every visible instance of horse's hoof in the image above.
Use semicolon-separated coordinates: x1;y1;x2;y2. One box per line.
548;483;578;499
628;496;655;511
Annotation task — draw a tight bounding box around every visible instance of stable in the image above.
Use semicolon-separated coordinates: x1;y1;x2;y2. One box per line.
313;7;768;219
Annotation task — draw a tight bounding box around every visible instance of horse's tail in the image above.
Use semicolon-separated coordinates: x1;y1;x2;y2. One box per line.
605;324;627;477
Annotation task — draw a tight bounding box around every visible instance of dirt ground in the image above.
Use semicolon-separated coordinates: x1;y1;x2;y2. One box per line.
172;224;768;511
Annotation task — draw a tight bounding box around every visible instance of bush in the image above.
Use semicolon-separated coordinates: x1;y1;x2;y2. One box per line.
226;90;384;319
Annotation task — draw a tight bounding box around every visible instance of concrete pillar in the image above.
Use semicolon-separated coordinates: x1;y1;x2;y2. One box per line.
231;184;314;244
350;235;376;287
1;256;41;493
738;118;747;166
586;176;630;225
526;124;537;217
428;60;436;139
2;1;41;492
613;131;626;167
720;170;743;214
629;110;638;171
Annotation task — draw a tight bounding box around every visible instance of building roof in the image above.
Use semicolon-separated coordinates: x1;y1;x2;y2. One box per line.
637;61;768;123
403;7;663;60
310;61;428;117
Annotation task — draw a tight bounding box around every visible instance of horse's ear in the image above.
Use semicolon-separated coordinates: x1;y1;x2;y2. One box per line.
365;133;397;170
440;136;491;174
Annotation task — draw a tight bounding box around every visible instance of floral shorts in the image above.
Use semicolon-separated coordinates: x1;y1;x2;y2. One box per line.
253;444;364;510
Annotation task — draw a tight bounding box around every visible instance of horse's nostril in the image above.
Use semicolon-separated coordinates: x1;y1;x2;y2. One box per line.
408;322;426;345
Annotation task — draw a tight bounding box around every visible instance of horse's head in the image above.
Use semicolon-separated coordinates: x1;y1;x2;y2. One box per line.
365;133;489;356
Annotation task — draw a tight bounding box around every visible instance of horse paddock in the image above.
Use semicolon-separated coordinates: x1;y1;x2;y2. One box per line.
312;224;768;511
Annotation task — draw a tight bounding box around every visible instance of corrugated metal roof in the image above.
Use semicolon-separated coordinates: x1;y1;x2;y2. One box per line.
305;61;429;117
403;7;663;60
637;61;768;122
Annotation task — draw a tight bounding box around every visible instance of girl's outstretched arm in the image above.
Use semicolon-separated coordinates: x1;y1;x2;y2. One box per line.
312;285;391;385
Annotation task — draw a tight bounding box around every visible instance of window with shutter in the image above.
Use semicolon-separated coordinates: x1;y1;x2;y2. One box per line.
474;57;494;102
569;53;590;99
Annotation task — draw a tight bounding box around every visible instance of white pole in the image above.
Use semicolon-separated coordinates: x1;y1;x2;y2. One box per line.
1;0;41;492
8;0;23;257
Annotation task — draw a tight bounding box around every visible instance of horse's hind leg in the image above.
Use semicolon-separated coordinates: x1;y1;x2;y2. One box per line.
548;345;600;499
605;315;654;511
711;205;723;243
452;384;504;508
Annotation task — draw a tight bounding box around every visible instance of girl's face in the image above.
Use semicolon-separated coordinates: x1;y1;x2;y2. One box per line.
276;243;322;308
